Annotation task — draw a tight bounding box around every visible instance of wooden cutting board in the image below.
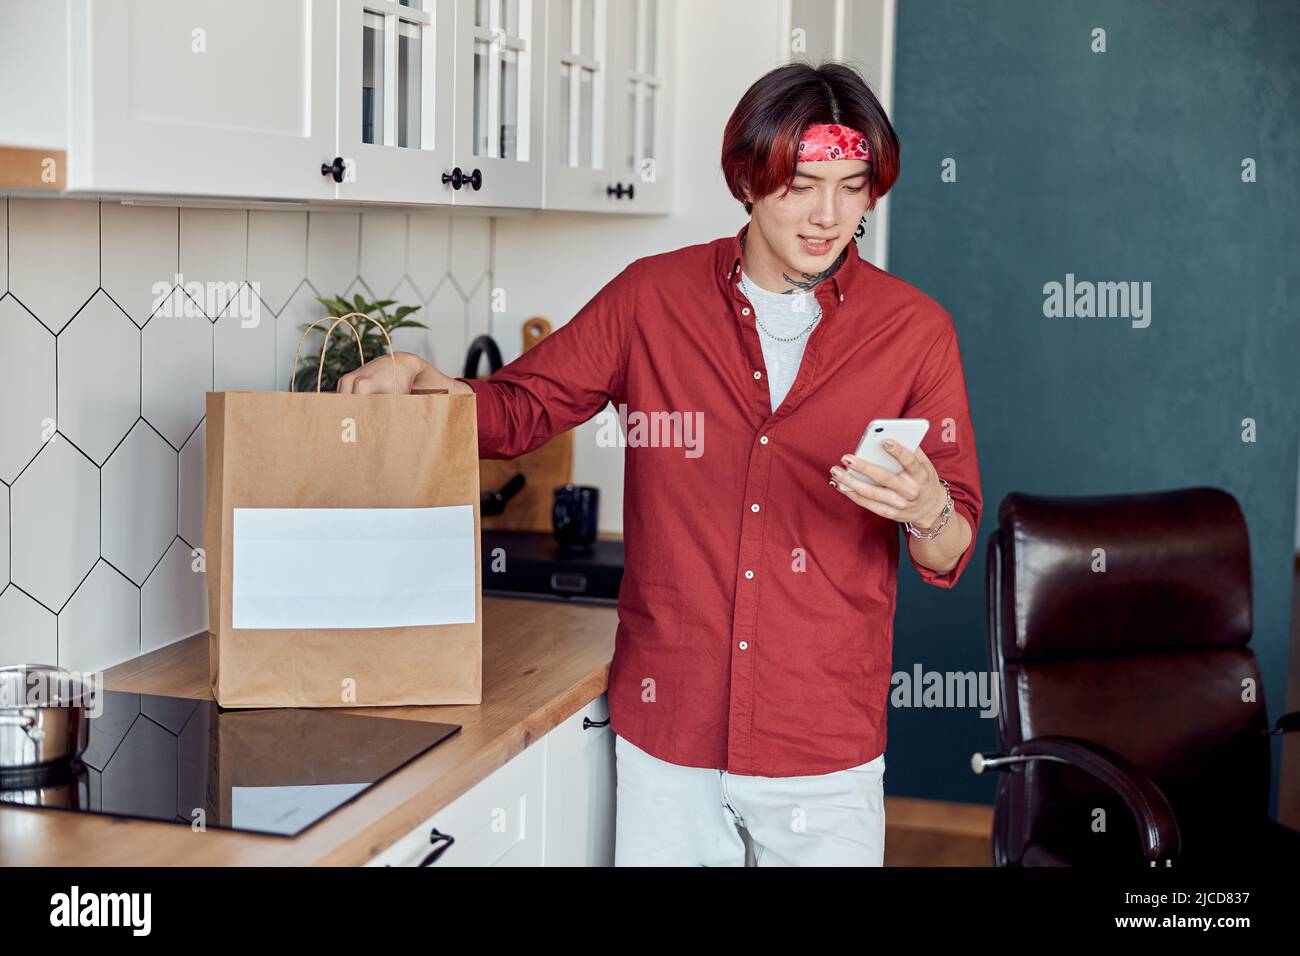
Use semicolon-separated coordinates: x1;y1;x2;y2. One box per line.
478;317;575;532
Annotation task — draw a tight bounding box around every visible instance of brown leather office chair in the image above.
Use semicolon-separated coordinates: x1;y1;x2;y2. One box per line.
974;487;1300;866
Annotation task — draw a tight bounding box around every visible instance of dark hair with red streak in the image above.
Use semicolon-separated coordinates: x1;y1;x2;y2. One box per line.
721;61;900;215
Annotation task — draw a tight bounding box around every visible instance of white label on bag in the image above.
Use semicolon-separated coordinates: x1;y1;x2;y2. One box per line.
231;506;476;629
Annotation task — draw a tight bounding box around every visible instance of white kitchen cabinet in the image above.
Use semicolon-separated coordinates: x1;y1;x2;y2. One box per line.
366;692;616;867
542;0;673;214
5;0;673;213
542;0;612;212
605;0;673;213
66;0;339;201
447;0;547;209
368;731;547;866
334;0;458;204
542;693;615;865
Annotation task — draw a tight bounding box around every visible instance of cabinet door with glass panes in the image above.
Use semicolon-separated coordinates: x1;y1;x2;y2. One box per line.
606;0;673;214
449;0;546;208
543;0;615;212
336;0;456;203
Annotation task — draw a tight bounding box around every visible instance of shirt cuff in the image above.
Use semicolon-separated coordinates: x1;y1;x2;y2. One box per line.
907;498;978;589
454;375;508;459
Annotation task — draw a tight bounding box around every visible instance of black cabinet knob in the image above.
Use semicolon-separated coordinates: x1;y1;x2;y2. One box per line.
442;167;484;191
320;157;346;183
606;182;635;200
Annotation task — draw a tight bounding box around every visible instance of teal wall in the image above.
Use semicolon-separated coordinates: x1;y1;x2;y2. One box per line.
886;0;1300;813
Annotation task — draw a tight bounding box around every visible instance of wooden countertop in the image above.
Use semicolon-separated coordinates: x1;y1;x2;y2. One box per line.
0;596;617;866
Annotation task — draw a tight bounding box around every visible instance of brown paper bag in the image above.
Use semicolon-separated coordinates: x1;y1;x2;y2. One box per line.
204;313;482;709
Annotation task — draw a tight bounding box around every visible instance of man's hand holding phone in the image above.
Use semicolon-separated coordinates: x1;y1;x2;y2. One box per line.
828;419;948;531
830;441;948;529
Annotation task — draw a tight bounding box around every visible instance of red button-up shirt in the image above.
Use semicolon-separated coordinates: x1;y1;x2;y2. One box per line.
457;223;982;776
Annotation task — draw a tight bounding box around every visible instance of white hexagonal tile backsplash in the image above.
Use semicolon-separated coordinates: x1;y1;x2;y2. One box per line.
58;560;141;673
177;420;205;548
57;290;141;465
0;197;490;672
100;203;179;327
8;198;98;334
141;295;214;448
248;210;308;315
0;199;8;294
0;295;57;483
102;421;178;586
10;438;99;610
0;483;8;587
0;586;58;666
214;285;276;392
141;538;206;655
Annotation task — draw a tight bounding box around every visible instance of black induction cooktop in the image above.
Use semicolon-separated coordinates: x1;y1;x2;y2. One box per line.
0;690;460;837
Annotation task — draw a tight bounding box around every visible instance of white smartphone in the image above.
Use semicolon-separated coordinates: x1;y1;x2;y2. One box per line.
836;418;930;491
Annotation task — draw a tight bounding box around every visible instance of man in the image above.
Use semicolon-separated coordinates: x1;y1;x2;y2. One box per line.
339;61;981;866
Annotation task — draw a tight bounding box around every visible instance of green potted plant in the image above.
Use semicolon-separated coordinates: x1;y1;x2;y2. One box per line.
294;292;428;393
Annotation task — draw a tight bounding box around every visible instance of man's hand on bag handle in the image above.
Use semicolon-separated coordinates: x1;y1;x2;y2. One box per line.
335;351;474;395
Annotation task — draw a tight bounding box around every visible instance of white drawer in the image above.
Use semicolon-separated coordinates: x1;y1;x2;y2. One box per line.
367;739;546;867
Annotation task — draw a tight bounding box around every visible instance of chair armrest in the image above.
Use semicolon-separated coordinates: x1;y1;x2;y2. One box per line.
972;734;1181;864
1268;710;1300;736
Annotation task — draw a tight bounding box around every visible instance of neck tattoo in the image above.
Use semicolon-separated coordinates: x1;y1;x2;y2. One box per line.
740;231;849;294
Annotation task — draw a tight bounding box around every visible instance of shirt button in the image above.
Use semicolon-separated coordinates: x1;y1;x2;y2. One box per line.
738;641;749;650
744;570;754;579
753;371;762;380
750;503;760;512
759;435;769;445
741;307;750;315
839;294;845;302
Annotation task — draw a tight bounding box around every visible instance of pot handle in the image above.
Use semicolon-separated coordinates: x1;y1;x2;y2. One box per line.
0;712;46;743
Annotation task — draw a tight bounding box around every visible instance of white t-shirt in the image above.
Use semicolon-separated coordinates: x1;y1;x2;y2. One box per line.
740;272;823;413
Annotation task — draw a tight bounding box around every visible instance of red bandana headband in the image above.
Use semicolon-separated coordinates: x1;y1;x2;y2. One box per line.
797;123;871;162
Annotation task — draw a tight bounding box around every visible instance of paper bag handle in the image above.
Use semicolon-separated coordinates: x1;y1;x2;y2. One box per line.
289;312;400;394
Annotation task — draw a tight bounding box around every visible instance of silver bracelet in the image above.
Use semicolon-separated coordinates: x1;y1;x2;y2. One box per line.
905;478;953;540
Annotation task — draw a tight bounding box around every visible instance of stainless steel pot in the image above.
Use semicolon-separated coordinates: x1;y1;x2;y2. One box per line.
0;664;91;771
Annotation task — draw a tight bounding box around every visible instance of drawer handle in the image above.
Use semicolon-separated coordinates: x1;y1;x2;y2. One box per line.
417;827;455;866
582;716;610;730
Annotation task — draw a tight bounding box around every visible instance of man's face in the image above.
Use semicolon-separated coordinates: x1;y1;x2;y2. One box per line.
749;159;871;280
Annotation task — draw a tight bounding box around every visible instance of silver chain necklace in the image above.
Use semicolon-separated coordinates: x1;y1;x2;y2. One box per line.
739;271;821;342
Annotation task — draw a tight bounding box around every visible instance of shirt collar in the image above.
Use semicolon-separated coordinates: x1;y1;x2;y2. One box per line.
720;221;860;302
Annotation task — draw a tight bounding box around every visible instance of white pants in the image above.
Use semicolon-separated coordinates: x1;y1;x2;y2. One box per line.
613;734;886;866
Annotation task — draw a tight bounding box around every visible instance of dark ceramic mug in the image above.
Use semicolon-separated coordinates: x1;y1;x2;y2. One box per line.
552;484;599;551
